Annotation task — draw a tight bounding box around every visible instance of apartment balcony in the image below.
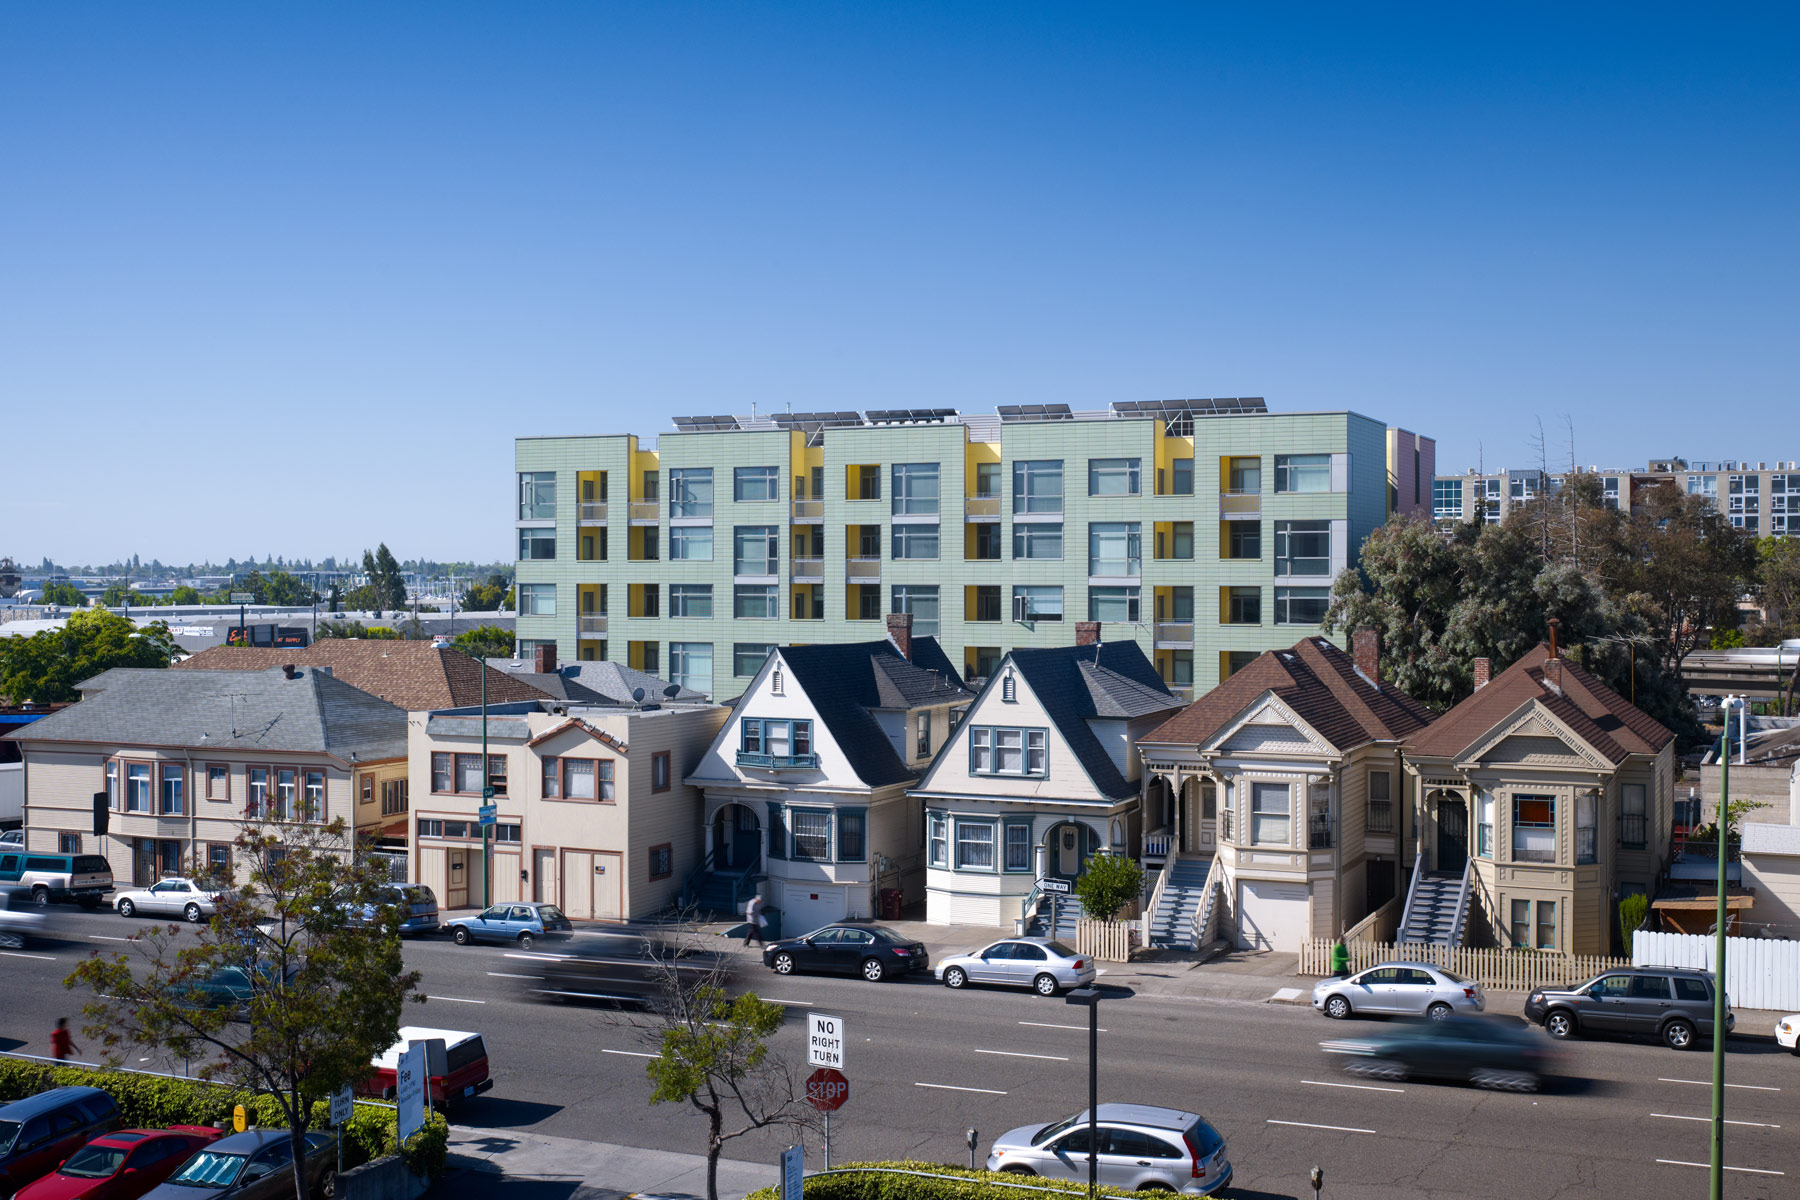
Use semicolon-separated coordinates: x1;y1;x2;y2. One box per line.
735;750;822;770
791;499;824;521
1153;621;1193;647
1220;491;1261;520
629;501;661;523
790;557;824;583
1164;685;1194;702
964;496;1001;522
578;502;608;524
847;557;882;582
579;614;608;635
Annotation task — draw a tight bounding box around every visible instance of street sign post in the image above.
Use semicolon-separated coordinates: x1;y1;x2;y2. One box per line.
396;1042;427;1143
806;1067;848;1168
477;804;497;827
807;1012;845;1069
330;1086;353;1179
1038;877;1071;894
229;593;253;604
780;1144;803;1200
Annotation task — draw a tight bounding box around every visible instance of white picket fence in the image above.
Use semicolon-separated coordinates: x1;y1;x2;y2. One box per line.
1076;917;1136;963
1633;930;1800;1012
1299;939;1630;992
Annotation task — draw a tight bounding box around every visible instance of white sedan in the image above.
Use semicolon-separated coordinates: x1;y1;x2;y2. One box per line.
1778;1015;1800;1053
115;877;222;923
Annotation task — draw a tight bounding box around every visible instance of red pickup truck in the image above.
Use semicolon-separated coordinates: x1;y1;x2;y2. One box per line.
361;1027;493;1108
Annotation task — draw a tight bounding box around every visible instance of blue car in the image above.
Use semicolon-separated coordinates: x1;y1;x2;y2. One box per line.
447;901;573;949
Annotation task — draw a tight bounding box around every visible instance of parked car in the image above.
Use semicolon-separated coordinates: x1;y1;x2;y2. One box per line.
0;829;23;848
763;924;930;982
0;1087;123;1197
446;902;571;949
377;884;439;937
1524;966;1733;1050
141;1128;337;1199
935;938;1095;996
361;1027;493;1108
15;1125;223;1200
0;883;48;949
986;1104;1231;1195
1321;1015;1559;1091
1777;1013;1799;1053
114;878;223;923
1312;962;1484;1021
0;851;114;908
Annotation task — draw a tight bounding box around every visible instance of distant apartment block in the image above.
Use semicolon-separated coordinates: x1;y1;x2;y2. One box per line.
1433;456;1800;535
514;401;1429;700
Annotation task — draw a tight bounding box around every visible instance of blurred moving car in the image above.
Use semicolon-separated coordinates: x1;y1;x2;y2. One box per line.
0;883;48;949
986;1104;1231;1195
446;901;571;949
362;1027;493;1108
764;924;930;982
114;878;223;923
1777;1014;1799;1053
0;1087;122;1197
140;1128;337;1199
15;1125;223;1200
1321;1015;1558;1091
523;935;732;1007
1312;962;1484;1021
1524;966;1733;1050
171;963;298;1016
935;937;1095;996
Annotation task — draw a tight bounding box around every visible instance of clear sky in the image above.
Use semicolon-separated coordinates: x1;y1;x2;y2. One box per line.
2;4;1795;565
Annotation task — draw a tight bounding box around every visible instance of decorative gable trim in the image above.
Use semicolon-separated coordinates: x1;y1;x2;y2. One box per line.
1202;693;1336;758
524;717;629;754
1458;702;1611;772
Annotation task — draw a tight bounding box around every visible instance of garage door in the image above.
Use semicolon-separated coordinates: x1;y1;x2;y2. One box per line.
782;884;847;938
1236;879;1309;951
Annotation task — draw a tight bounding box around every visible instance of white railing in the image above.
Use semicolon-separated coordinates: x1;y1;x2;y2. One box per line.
1140;852;1177;947
1299;940;1631;991
1076;917;1134;963
578;501;608;523
1449;857;1474;947
1143;831;1173;860
846;557;882;580
1193;855;1223;948
1342;895;1401;944
579;614;607;635
1397;849;1426;939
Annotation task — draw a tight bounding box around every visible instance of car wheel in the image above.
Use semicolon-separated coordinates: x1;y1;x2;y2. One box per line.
1325;995;1351;1020
117;899;136;918
772;952;795;975
518;932;536;950
1033;973;1059;997
1000;1165;1036;1177
1138;1184;1176;1194
315;1165;338;1200
1427;1002;1453;1022
31;886;49;908
944;966;967;989
452;926;471;945
0;931;22;950
1663;1018;1697;1051
1545;1010;1577;1039
1472;1068;1539;1092
1347;1058;1406;1082
861;957;887;983
184;903;203;923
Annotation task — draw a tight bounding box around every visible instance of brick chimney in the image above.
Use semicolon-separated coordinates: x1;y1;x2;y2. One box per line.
885;612;914;661
1352;626;1380;689
1543;655;1563;695
1473;657;1491;690
1075;621;1101;647
534;643;556;674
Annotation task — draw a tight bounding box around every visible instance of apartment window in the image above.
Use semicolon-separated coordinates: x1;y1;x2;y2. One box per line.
1536;900;1557;950
1013;585;1063;622
360;774;374;806
1477;791;1493;857
974;461;1001;497
126;763;151;813
1620;783;1647;849
456;754;483;795
207;844;231;876
670;583;713;618
1225;456;1261;493
1367;771;1392;834
742;717;812;762
734;465;779;502
247;767;268;816
1088;586;1141;623
853;585;882;620
1513;796;1555;863
1433;478;1464;521
892;524;940;560
303;771;325;821
518;528;556;560
733;584;778;619
59;833;81;854
670;525;713;560
1013;523;1063;560
1226;523;1261;559
381;779;408;816
971;585;1002;622
1274;521;1331;576
541;757;561;799
105;761;118;809
916;711;932;758
1509;898;1530;948
1013;460;1064;514
517;583;557;616
1088;457;1141;496
669;468;714;518
1225;586;1262;624
734;526;779;575
519;471;556;520
648;843;673;880
159;763;184;815
206;764;228;801
1157;522;1194;560
1222;649;1258;678
891;585;939;636
1168;458;1195;495
669;642;713;695
734;643;775;676
838;810;866;862
486;755;508;797
1576;792;1597;864
892;463;940;516
652;751;671;793
431;753;453;794
928;813;948;867
275;769;297;820
852;464;881;499
1274;454;1331;493
564;758;597;801
1088;522;1141;577
1251;782;1291;845
956;820;996;870
791;809;831;861
971;727;1047;777
1686;474;1717;497
579;530;606;561
1004;822;1032;871
973;523;1003;560
1274;587;1330;626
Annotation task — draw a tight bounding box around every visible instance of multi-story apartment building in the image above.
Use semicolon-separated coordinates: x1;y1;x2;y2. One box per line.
1650;458;1800;536
1434;456;1800;533
514;400;1409;701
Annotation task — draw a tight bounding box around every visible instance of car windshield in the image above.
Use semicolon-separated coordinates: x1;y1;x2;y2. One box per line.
170;1150;247;1187
865;926;908;942
0;1120;18;1156
1438;968;1469;983
1044;941;1076;957
1033;1114;1085;1145
60;1144;129;1178
537;906;566;923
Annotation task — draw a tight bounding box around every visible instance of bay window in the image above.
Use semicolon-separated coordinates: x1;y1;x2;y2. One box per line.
956;820;995;870
1251;782;1291;845
928;813;948;867
1512;796;1556;863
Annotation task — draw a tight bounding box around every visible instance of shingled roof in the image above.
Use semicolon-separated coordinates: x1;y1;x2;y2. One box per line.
1405;643;1673;765
491;659;708;705
171;642;551;713
777;638;972;788
1140;637;1435;752
1004;642;1182;800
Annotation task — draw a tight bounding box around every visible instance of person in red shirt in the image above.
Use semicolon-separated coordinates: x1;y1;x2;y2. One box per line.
49;1017;78;1061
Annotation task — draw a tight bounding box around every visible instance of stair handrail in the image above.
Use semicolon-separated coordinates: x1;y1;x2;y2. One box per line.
1015;882;1046;937
1397;849;1426;941
1191;854;1223;949
1141;851;1178;946
1448;856;1474;949
677;848;719;910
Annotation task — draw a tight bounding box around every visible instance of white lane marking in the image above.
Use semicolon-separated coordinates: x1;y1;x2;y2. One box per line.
916;1082;1008;1095
974;1049;1069;1062
1267;1120;1377;1134
503;951;575;962
762;999;814;1006
425;996;486;1004
90;935;133;942
1303;1079;1404;1093
601;1049;659;1058
1652;1113;1781;1129
1657;1159;1785;1176
486;972;543;980
1018;1021;1107;1033
1659;1078;1780;1091
0;951;57;961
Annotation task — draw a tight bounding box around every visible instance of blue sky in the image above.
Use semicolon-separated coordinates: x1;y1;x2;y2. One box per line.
2;4;1795;564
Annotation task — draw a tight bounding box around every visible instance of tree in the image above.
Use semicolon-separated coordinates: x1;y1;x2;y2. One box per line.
361;545;408;611
67;819;422;1200
0;609;178;704
453;626;515;660
260;569;316;607
459;574;514;612
1072;851;1143;920
169;585;201;606
1753;536;1800;639
38;581;86;607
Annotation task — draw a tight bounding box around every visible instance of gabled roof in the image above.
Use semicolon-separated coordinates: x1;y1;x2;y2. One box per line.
7;666;408;761
491;659;708;705
1005;642;1182;800
171;642;551;713
776;638;973;788
1141;637;1434;752
1406;643;1673;765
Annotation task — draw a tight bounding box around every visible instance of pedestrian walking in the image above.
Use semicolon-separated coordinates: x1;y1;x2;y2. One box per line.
743;893;766;947
50;1018;79;1062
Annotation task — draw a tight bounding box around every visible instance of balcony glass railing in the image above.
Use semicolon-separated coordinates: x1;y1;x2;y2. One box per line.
791;499;824;520
1220;492;1261;519
847;557;882;580
1088;559;1141;578
965;496;1001;518
1153;622;1193;643
790;557;823;581
579;614;607;635
629;500;661;521
735;750;821;770
579;502;608;523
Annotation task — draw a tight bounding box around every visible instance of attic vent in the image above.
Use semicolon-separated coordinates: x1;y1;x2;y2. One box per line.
1002;673;1017;703
771;666;784;695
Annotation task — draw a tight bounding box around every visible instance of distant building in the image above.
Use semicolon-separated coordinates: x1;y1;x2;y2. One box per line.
1433;455;1800;534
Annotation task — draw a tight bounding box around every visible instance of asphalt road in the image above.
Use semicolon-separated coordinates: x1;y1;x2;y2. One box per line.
4;910;1796;1200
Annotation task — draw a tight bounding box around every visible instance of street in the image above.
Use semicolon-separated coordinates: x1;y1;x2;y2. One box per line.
2;910;1795;1199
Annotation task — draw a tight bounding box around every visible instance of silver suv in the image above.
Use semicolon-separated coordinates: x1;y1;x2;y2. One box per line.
985;1104;1231;1195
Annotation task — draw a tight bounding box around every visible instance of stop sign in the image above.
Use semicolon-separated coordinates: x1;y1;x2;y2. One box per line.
805;1067;849;1112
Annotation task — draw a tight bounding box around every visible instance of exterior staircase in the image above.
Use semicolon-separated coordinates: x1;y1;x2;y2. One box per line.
687;868;753;919
1146;857;1213;950
1026;892;1084;941
1398;871;1466;946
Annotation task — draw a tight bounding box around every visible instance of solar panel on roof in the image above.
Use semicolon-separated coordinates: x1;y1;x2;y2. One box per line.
670;415;742;432
770;411;863;428
864;408;958;424
997;403;1074;422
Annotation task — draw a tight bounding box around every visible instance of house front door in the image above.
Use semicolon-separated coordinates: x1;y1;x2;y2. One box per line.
1057;825;1081;876
1437;800;1469;874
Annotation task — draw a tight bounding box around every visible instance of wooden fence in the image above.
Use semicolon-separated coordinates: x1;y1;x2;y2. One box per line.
1076;918;1136;963
1298;939;1631;992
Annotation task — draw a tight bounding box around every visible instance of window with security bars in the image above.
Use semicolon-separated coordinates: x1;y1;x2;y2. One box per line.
1367;771;1392;833
791;810;831;861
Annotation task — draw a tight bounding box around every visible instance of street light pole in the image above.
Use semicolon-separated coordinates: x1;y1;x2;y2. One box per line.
1710;695;1740;1200
1066;985;1100;1200
481;655;491;909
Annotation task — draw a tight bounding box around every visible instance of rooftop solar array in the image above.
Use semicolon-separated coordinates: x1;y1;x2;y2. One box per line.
996;403;1074;422
670;415;742;432
864;408;959;424
770;411;863;429
1112;397;1267;435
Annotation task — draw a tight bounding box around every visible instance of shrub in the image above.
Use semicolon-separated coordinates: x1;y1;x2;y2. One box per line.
1072;852;1143;921
1617;892;1650;949
744;1161;1178;1200
0;1060;447;1177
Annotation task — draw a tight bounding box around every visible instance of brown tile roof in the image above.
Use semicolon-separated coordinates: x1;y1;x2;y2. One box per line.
1139;637;1436;752
1405;643;1673;764
172;641;551;713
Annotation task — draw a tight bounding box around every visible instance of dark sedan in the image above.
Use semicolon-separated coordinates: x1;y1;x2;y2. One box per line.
763;924;929;982
141;1128;337;1199
1321;1015;1561;1091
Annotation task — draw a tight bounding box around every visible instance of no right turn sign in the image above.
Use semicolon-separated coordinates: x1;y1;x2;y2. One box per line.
808;1012;846;1069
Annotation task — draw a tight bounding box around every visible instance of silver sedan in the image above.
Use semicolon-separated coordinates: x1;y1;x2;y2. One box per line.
1313;961;1485;1020
935;937;1096;996
114;877;223;923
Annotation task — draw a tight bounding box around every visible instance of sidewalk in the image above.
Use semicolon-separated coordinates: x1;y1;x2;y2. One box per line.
429;1125;775;1200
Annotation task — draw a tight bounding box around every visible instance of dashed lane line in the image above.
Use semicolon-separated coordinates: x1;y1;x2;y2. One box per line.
601;1049;659;1059
1657;1160;1784;1176
1652;1113;1781;1129
486;972;543;980
0;951;57;961
1267;1120;1377;1135
916;1083;1008;1095
1303;1079;1404;1093
1658;1078;1780;1091
1018;1021;1107;1033
974;1049;1069;1061
89;935;133;942
425;995;486;1004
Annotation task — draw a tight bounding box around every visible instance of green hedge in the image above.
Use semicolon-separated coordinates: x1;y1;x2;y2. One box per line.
0;1060;447;1178
745;1161;1187;1200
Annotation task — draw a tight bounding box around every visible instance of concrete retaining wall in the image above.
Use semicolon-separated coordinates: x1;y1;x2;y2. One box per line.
340;1154;429;1200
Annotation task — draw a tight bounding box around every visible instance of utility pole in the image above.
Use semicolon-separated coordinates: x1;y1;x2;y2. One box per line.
1710;695;1740;1200
481;657;491;908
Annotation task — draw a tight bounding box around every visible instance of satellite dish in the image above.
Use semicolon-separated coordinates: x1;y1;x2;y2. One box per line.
632;687;646;703
663;684;681;699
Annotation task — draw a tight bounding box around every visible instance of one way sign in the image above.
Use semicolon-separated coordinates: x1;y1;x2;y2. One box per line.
808;1012;846;1069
